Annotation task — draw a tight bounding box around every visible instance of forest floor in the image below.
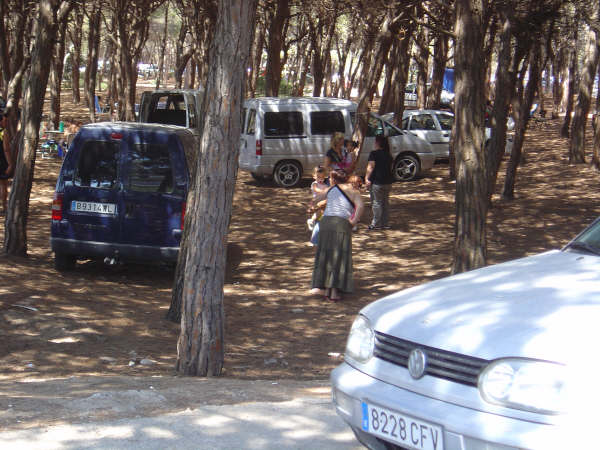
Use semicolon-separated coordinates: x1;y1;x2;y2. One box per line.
1;89;600;428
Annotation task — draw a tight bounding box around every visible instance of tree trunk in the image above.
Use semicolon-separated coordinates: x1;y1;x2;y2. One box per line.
387;25;413;124
4;1;74;256
452;0;488;274
174;21;191;89
413;24;429;110
49;19;67;129
352;11;400;159
248;21;265;97
502;44;541;200
69;5;83;103
551;48;565;118
592;111;600;169
264;0;289;97
176;0;256;377
427;33;448;109
157;2;169;90
561;37;577;138
569;2;600;164
486;12;524;202
85;6;101;122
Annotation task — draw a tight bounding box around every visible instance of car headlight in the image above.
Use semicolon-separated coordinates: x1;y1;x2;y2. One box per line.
345;315;374;364
479;358;566;415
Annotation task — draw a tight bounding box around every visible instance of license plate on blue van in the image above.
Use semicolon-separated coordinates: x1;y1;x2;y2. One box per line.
71;200;117;215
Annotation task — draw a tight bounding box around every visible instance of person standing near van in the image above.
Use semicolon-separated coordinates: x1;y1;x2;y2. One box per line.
365;135;393;230
311;169;363;302
324;132;354;174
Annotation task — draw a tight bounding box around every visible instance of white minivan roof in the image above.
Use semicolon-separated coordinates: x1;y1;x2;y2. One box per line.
244;97;357;109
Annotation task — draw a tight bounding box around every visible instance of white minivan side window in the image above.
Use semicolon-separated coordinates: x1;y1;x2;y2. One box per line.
246;109;256;134
310;111;345;135
264;111;303;136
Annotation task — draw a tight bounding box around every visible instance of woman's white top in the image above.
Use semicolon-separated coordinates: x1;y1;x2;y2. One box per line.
323;185;354;220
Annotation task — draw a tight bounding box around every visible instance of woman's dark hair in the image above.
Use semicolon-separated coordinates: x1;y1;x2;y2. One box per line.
375;135;391;155
330;169;349;184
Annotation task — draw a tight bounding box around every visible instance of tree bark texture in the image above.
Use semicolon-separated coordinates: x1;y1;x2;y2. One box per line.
561;36;577;138
176;0;256;377
569;3;600;164
85;5;101;121
264;0;289;97
486;11;523;202
502;44;541;200
427;33;448;109
4;0;74;256
156;2;169;89
69;5;83;103
352;10;399;159
50;19;67;129
452;0;488;274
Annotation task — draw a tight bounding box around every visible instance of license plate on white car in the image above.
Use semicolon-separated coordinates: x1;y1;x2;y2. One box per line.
362;402;443;450
71;201;117;215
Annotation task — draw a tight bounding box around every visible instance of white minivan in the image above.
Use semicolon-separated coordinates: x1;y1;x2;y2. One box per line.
238;97;434;187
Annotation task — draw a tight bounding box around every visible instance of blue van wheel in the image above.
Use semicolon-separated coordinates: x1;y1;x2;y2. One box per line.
55;252;76;271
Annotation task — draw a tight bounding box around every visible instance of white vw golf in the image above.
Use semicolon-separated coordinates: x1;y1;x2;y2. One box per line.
331;217;600;450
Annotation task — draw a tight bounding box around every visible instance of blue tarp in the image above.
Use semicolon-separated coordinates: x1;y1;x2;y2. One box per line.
443;68;455;93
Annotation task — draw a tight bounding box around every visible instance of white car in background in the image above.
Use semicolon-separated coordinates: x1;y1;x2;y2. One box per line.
383;110;514;163
331;216;600;449
404;83;454;109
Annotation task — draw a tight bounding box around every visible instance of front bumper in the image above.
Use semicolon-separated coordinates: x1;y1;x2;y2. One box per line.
331;362;565;450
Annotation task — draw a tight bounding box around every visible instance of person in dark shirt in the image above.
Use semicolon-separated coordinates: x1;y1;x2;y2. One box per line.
365;135;393;230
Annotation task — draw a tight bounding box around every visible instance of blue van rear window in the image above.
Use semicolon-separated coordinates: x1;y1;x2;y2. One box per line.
129;143;174;193
75;140;120;189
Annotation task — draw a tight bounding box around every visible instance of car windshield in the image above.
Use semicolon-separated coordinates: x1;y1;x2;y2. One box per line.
566;220;600;255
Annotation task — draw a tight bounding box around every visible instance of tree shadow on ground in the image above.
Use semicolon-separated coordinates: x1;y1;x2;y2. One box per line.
1;107;599;381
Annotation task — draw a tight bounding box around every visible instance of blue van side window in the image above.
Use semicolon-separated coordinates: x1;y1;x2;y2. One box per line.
74;140;120;189
129;143;174;193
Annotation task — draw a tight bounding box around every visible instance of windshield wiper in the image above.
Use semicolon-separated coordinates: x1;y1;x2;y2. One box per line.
566;241;600;256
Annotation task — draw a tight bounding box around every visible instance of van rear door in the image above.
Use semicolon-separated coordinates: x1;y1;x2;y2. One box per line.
62;136;123;247
119;130;186;254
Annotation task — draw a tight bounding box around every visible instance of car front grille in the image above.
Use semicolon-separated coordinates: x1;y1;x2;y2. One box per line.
374;331;489;387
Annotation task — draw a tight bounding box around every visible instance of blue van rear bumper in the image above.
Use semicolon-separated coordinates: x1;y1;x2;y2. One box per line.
51;237;179;263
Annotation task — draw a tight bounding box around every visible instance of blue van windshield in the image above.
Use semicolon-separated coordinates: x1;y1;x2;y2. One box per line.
74;140;120;189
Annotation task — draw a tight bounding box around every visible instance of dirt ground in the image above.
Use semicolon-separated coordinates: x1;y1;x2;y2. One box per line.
1;93;600;389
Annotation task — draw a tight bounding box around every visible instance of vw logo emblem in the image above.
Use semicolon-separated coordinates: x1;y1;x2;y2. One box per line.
408;349;427;379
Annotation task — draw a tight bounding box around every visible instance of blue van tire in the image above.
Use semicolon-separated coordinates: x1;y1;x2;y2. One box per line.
274;161;302;188
55;252;77;271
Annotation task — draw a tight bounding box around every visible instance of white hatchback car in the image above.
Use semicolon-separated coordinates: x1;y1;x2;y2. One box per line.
331;217;600;449
384;110;514;163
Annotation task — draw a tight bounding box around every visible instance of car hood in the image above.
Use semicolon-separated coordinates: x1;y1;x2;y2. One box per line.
362;250;600;365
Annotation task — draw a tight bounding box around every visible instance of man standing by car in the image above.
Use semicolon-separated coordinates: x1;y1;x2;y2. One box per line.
365;135;393;230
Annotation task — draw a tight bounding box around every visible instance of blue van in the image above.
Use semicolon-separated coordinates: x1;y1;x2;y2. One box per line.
50;122;196;270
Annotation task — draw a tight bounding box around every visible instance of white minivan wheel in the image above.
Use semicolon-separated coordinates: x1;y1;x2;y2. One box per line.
393;154;420;182
274;161;302;188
